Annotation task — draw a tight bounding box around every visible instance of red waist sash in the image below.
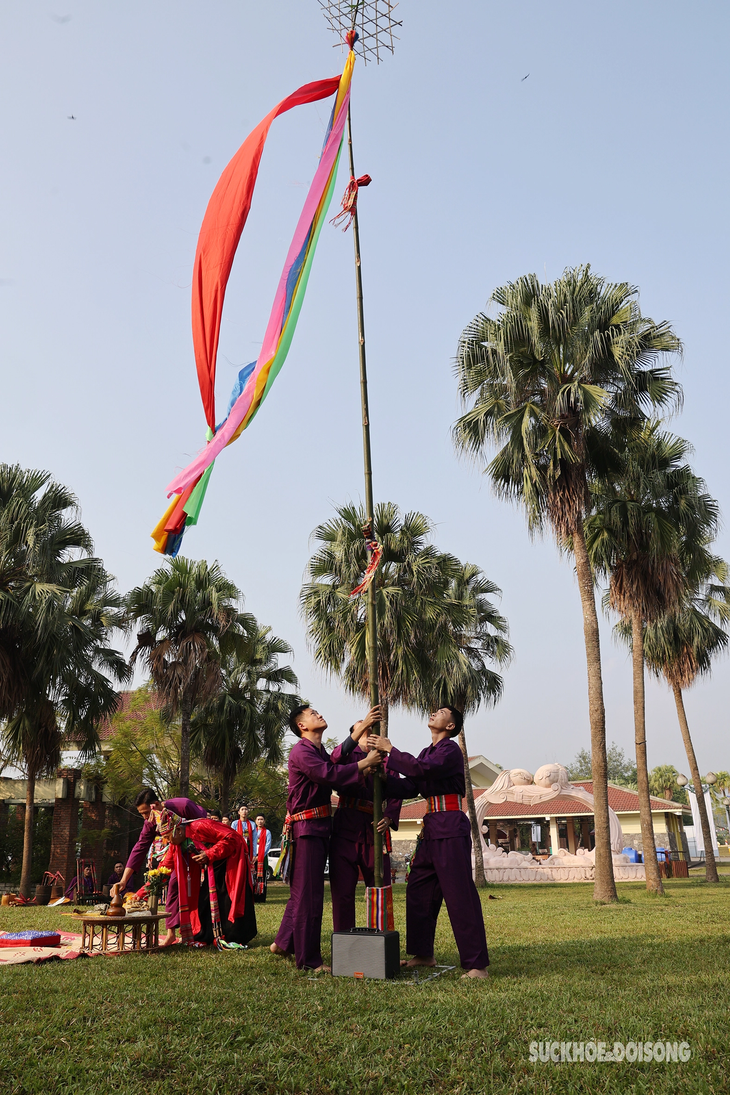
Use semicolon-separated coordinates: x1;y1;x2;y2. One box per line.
286;805;332;825
425;794;463;813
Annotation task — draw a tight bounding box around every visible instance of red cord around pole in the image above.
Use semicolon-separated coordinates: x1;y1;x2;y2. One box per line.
331;174;371;232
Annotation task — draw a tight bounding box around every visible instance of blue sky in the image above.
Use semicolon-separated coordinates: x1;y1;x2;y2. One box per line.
1;1;728;775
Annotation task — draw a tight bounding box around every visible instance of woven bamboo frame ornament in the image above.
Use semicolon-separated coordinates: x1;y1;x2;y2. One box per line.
318;0;401;64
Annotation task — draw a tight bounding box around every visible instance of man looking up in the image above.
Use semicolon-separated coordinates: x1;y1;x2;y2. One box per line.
367;707;490;980
117;788;207;946
330;710;401;931
271;705;382;973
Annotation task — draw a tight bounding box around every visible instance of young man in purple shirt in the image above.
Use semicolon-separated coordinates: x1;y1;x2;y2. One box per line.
368;706;490;980
270;705;381;973
117;788;207;946
329;710;402;932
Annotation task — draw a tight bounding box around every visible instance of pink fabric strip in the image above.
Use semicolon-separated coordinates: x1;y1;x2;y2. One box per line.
166;86;351;498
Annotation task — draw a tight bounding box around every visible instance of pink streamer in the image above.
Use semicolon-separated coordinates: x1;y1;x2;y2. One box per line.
166;88;351;498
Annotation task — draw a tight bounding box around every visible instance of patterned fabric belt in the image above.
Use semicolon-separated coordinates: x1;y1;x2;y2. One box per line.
337;796;374;815
286;805;332;825
425;794;463;813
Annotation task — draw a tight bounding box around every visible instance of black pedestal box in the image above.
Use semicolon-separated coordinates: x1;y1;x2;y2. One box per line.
331;928;400;979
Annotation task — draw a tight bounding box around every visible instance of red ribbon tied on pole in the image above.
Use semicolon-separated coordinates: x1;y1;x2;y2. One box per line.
331;174;372;231
349;539;383;598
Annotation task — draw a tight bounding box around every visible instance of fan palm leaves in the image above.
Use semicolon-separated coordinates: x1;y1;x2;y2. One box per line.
427;562;512;885
640;558;730;882
302;502;511;884
0;465;129;895
453;267;682;903
586;425;718;893
302;502;455;731
191;623;300;814
127;557;251;796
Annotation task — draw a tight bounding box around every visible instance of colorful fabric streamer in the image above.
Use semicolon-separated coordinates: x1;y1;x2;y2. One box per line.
365;885;395;932
153;49;356;555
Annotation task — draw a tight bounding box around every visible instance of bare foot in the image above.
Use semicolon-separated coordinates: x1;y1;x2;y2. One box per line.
400;956;436;968
160;931;177;947
461;967;490;979
309;965;331;975
270;942;292;958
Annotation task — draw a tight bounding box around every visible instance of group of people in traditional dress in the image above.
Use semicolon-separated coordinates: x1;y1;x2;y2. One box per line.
270;702;490;980
114;702;489;977
230;806;272;903
116;792;259;947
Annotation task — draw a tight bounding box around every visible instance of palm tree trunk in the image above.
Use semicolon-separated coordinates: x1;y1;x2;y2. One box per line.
458;724;486;886
19;770;36;898
631;613;663;894
572;518;618;903
180;692;192;798
671;682;719;883
220;769;231;818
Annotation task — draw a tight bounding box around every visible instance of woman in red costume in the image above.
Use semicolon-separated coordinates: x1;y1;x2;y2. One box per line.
157;809;257;947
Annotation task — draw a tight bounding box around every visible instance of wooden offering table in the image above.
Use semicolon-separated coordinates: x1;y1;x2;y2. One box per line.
78;912;167;956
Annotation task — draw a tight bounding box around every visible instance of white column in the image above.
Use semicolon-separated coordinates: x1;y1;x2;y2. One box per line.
549;815;560;855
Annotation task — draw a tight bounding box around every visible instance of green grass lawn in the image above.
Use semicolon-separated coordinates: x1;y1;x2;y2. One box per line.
2;879;729;1095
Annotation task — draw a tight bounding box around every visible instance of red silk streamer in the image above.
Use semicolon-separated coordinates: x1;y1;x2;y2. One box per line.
349;539;383;598
255;827;268;896
192;76;342;431
331;174;371;232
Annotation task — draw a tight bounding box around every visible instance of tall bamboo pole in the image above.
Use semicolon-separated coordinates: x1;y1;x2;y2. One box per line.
346;103;383;888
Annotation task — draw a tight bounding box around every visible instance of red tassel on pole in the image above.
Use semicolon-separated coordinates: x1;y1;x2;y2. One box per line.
331;173;372;231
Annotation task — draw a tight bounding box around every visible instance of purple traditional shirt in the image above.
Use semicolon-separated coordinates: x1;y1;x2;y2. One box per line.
64;875;94;899
124;797;207;874
387;738;470;839
286;738;363;838
331;739;401;844
106;873;135;896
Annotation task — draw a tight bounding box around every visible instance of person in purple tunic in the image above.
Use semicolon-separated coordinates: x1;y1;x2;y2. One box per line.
106;861;135;897
329;710;402;932
368;706;490;980
64;864;95;900
116;788;207;946
270;705;382;973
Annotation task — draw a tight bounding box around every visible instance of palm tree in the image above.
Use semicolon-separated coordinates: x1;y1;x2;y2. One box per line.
453;267;682;902
641;559;730;883
302;503;511;883
0;465;129;895
427;562;512;885
586;425;717;894
1;466;94;717
648;764;686;803
127;558;249;796
302;502;455;734
191;622;300;814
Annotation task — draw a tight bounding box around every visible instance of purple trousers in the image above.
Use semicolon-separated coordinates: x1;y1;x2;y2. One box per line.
406;831;489;970
329;835;392;932
275;835;328;970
